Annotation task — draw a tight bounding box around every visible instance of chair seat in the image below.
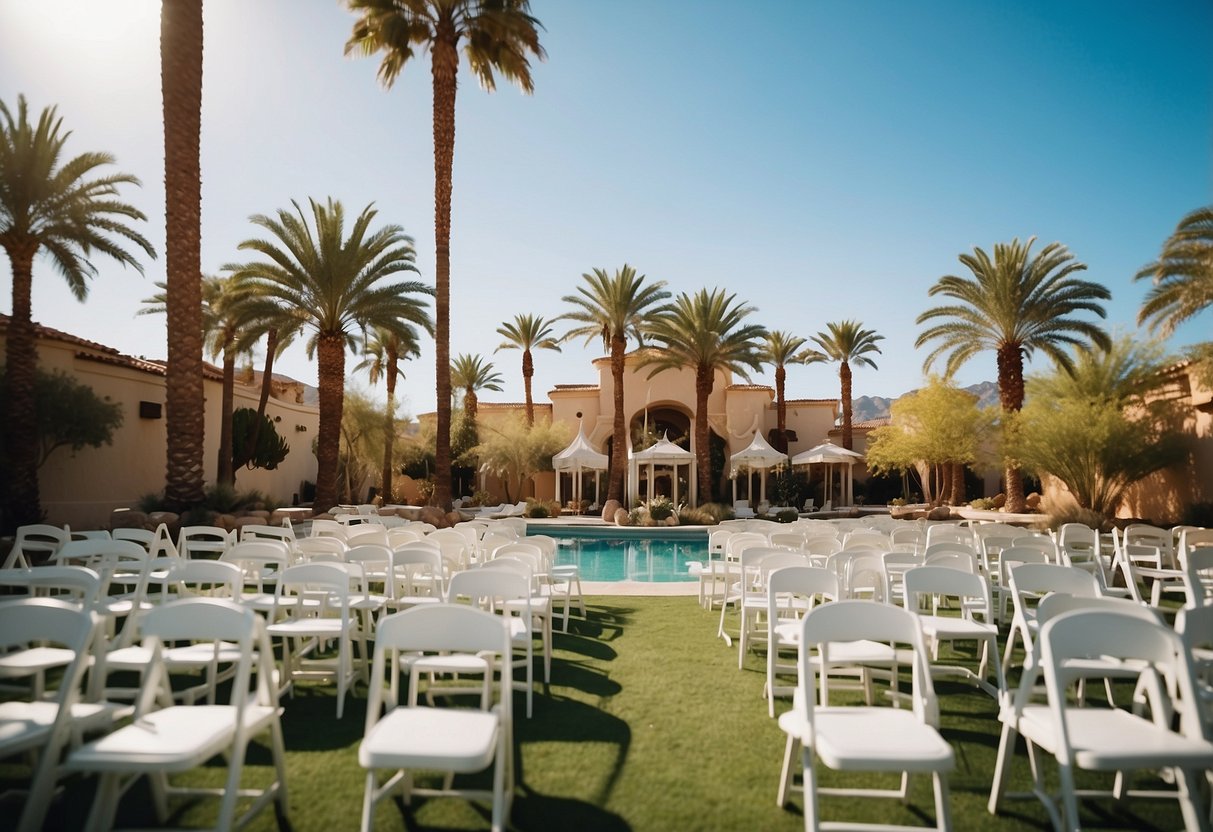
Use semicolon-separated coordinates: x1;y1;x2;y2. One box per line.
0;646;76;675
266;618;345;638
106;642;246;669
816;639;899;665
67;704;276;772
359;706;499;771
918;615;998;639
0;700;121;753
815;708;955;772
1019;705;1213;769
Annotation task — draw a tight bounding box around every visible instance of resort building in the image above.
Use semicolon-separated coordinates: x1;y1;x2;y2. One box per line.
0;315;319;529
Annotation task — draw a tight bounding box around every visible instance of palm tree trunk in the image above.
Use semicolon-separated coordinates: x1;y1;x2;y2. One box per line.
522;348;534;426
2;245;42;530
236;327;278;470
465;388;478;424
695;365;714;505
951;462;966;506
774;365;787;453
161;0;206;510
840;360;854;450
998;342;1026;512
313;333;346;513
430;28;458;511
217;349;235;486
607;334;627;503
381;345;398;502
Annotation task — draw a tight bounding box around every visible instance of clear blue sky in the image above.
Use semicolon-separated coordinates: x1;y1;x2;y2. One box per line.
2;0;1210;416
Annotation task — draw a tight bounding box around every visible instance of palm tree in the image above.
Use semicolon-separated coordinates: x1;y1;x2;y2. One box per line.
225;198;432;513
916;238;1111;512
561;265;670;504
345;0;544;511
0;95;154;530
496;313;560;426
355;324;422;502
161;0;206;510
227;295;303;473
140;275;252;486
450;353;503;423
802;320;884;452
759;330;808;453
641;289;766;504
1135;205;1213;337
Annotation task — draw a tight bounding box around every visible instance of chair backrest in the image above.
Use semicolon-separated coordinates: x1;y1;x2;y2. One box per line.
0;565;102;609
1182;547;1213;607
386;527;425;548
1009;534;1058;563
1124;523;1174;567
345;543;392;575
845;552;888;602
165;558;243;599
1009;562;1101;600
799;601;937;724
344;524;390;548
240;523;297;546
922;544;978;573
220;541;290;590
1035;592;1161;629
925;523;973;549
309;518;349;540
843;530;889;550
177;526;236;559
4;524;71;568
1179;527;1213;565
494;541;544;566
767;531;805;552
272;562;350;619
726;532;768;561
111;527;157;549
767;565;839;617
294;536;348;562
389;546;446;599
367;604;512;721
904;565;993;621
447;566;530;613
49;538;148;567
525;534;559;559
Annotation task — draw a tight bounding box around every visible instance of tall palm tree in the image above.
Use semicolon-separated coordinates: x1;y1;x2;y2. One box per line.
227;295;303;473
916;238;1111;512
759;330;808;453
561;265;670;504
345;0;544;511
802;320;884;452
496;313;560;426
1135;205;1213;337
355;324;422;501
225;198;432;513
450;353;503;423
641;289;766;504
0;95;154;531
161;0;206;510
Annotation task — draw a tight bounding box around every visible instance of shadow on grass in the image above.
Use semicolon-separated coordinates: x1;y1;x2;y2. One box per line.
566;605;631;642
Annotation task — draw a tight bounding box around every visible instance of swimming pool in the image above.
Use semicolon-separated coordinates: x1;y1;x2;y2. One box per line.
532;528;704;583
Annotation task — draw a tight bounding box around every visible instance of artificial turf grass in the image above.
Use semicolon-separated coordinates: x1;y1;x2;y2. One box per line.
21;596;1198;831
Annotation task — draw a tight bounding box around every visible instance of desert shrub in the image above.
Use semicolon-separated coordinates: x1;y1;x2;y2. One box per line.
1041;498;1110;533
969;497;997;511
527;503;550;518
696;502;734;522
889;497;907;507
776;509;798;523
645;496;676;521
677;507;718;525
415;478;436;504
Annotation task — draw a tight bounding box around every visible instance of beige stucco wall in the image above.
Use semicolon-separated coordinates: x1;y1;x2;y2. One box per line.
8;327;318;529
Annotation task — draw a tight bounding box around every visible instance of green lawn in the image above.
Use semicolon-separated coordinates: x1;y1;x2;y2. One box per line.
21;597;1196;830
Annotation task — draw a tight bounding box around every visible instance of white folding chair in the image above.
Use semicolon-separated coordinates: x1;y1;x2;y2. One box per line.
3;524;70;569
0;598;100;832
776;601;954;831
66;598;288;832
1002;562;1100;675
904;565;1004;699
358;604;513;832
177;525;236;560
266;562;360;718
765;566;839;717
988;608;1213;831
447;568;538;718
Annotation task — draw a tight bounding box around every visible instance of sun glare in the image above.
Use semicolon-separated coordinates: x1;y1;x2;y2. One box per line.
9;0;159;45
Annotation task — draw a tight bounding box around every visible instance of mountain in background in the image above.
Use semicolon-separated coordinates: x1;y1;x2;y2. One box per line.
853;380;1000;422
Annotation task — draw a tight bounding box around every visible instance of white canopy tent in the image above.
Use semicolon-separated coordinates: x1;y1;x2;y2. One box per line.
729;431;788;507
552;423;609;509
628;433;695;507
790;441;865;508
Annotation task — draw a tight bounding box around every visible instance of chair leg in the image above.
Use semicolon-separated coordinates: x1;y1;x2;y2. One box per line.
987;722;1017;814
777;733;799;807
216;738;247;831
932;772;952;832
802;747;820;832
1176;767;1212;832
360;771;378;832
84;773;122;832
1058;762;1082;832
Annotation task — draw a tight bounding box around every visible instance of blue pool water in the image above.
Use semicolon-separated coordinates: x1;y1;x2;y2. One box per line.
535;529;704;582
